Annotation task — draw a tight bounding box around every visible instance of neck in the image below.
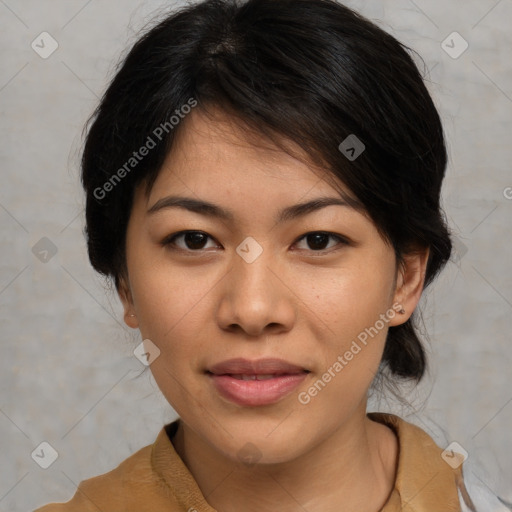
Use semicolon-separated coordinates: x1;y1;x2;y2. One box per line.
172;406;398;512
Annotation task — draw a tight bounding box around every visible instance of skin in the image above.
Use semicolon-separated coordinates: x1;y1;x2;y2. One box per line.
119;108;429;512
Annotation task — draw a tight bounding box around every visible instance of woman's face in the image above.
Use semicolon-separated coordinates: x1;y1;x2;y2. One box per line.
120;109;420;463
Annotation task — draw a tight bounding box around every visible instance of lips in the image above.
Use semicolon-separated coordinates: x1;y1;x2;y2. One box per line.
206;358;309;407
207;357;308;376
229;374;283;380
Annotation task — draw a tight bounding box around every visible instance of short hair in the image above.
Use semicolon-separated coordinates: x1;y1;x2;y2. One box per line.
81;0;452;382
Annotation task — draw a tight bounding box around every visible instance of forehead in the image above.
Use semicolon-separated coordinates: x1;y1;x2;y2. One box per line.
144;108;357;207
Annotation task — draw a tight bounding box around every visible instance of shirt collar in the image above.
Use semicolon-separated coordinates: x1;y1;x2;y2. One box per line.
151;412;462;512
369;412;462;511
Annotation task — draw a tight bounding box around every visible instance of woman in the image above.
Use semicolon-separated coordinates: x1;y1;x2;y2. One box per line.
35;0;507;510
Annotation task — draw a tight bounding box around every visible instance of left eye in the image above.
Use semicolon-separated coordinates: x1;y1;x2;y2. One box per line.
294;232;347;252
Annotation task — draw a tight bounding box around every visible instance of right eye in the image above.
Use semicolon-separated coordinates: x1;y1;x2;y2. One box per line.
161;230;220;252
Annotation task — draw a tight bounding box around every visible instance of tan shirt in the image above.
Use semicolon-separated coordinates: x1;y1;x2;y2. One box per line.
35;412;470;511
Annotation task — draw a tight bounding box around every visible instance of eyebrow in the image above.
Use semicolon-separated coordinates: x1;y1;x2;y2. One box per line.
147;195;362;223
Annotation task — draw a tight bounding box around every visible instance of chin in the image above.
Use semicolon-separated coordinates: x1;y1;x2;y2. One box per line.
210;418;312;465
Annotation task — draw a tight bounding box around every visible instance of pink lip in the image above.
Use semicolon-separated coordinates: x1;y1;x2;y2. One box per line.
208;357;308;375
207;358;309;407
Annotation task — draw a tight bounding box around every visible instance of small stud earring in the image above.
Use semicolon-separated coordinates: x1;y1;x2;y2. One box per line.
129;313;136;317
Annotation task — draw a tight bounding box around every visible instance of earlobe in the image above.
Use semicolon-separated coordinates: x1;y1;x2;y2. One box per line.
389;248;429;327
117;277;139;329
124;311;138;328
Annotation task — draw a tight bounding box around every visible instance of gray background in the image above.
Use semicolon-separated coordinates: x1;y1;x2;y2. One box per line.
0;0;511;510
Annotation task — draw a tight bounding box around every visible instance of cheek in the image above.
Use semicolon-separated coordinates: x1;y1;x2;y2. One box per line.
127;256;226;407
297;279;392;420
129;251;220;340
303;254;396;337
299;253;396;400
128;263;216;411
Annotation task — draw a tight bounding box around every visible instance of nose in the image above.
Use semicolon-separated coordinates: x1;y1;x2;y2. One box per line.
215;243;296;338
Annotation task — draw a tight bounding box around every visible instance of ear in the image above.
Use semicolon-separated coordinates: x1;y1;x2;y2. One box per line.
388;247;429;327
117;275;139;329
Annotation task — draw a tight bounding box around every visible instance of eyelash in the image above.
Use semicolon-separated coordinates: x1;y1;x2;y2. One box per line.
160;230;350;255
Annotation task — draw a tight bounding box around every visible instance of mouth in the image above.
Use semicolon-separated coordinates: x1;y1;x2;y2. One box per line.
220;373;298;380
206;358;310;407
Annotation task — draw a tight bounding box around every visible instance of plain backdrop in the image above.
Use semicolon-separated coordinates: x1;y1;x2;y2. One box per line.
0;0;511;510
